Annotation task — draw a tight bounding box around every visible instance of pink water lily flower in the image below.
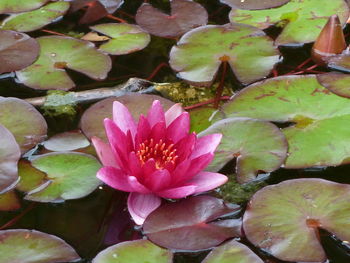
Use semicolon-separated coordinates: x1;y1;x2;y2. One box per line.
92;100;227;225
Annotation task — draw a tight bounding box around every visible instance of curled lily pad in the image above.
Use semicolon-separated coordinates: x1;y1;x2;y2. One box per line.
90;23;150;55
229;0;350;46
24;152;101;202
135;0;208;38
0;190;20;211
222;75;350;169
0;0;49;14
220;0;290;9
317;72;350;98
92;240;173;263
169;24;280;86
43;130;90;152
243;178;350;262
327;50;350;73
16;36;112;91
143;195;241;251
0;30;39;74
199;118;287;183
1;1;70;32
0;229;80;263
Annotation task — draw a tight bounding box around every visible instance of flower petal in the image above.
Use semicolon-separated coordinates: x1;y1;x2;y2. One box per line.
149;121;166;143
191;133;222;159
147;100;165;128
175;133;196;162
113;101;137;138
91;136;118;168
135;115;151;146
127;192;162;225
166;112;190;143
186;153;214;179
187;171;228;194
144;169;171;192
165;103;183;127
157;185;196;199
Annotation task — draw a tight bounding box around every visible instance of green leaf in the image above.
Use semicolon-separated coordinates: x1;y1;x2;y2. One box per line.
0;0;48;14
17;160;47;193
189;106;217;133
220;0;290;9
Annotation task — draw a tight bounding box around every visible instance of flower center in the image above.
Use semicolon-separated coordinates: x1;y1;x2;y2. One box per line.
136;139;178;169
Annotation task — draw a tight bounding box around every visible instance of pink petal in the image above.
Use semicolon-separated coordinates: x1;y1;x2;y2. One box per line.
142;158;157;176
165;103;183;127
157;185;196;199
170;159;191;185
91;136;118;168
135;115;151;146
127;152;143;179
191;133;222;159
127;192;162;225
166;112;190;144
113;101;137;138
149;121;166;143
144;169;171;192
147;100;165;128
175;133;196;162
186;153;214;179
187;171;228;194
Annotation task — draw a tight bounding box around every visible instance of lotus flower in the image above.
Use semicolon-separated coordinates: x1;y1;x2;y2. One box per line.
92;100;227;225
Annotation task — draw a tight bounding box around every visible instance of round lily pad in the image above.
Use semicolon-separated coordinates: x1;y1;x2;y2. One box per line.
0;229;80;263
43;130;90;152
220;0;290;9
0;97;47;154
16;36;112;91
169;24;280;86
243;178;350;262
327;50;350;73
0;0;49;14
222;75;350;169
229;0;350;46
0;30;39;74
202;240;263;263
135;0;208;38
1;1;70;33
0;190;20;211
92;240;173;263
24;152;101;202
199;118;287;183
317;72;350;98
90;23;150;55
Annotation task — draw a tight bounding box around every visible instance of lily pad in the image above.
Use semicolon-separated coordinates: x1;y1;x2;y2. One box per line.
92;240;173;263
0;30;39;74
229;0;350;46
169;24;280;86
243;178;350;262
43;130;90;152
90;23;150;55
317;72;350;98
143;195;241;251
16;36;112;91
202;240;263;263
327;50;350;73
199;118;287;183
0;229;80;263
189;106;217;133
16;160;47;193
24;152;101;202
0;0;49;14
0;97;47;153
0;190;20;211
135;0;208;38
222;75;350;169
220;0;290;9
1;1;70;33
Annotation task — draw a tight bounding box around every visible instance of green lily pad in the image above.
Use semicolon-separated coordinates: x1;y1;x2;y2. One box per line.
43;130;90;152
202;240;263;263
0;229;80;263
1;1;70;32
199;118;287;183
0;190;20;211
90;23;150;55
222;75;350;169
16;36;112;91
220;0;290;9
189;107;217;133
92;240;173;263
229;0;350;46
0;0;49;14
24;152;101;202
16;159;47;193
243;178;350;262
0;97;47;154
317;72;350;98
169;24;280;86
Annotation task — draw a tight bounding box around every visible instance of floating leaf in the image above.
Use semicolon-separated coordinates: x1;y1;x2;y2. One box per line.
189;107;217;133
0;0;49;14
43;130;90;152
0;97;47;153
220;0;290;9
317;72;350;98
0;229;80;263
143;195;241;251
229;0;349;46
90;23;150;55
327;49;350;73
243;178;350;262
24;152;101;202
169;24;280;86
0;30;39;74
135;0;208;38
17;160;48;193
0;190;20;211
1;1;70;32
199;118;287;183
202;240;263;263
92;240;173;263
222;75;350;169
16;36;112;90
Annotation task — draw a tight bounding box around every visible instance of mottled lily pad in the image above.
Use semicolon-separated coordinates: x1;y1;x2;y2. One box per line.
135;0;208;38
24;152;101;202
16;36;112;90
0;229;80;263
169;24;280;86
0;0;48;14
199;118;287;183
143;195;241;251
0;190;20;211
1;1;70;32
0;30;39;74
317;72;350;98
222;75;350;169
202;240;263;263
90;23;150;55
220;0;290;9
0;97;47;153
243;178;350;262
43;130;90;152
92;240;173;263
229;0;349;46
